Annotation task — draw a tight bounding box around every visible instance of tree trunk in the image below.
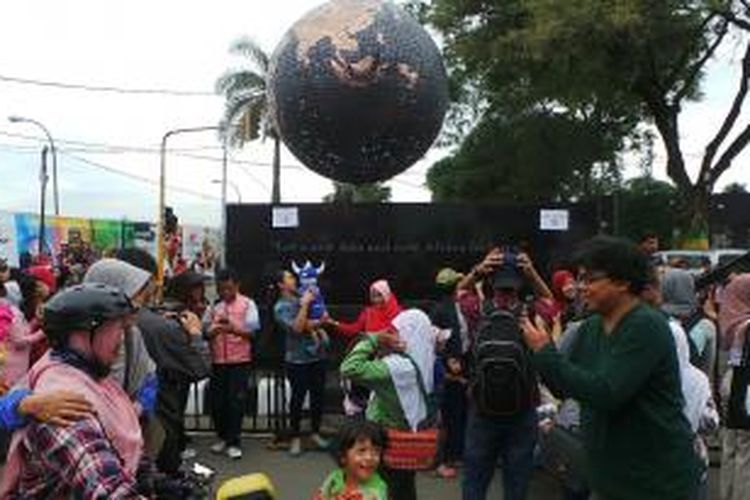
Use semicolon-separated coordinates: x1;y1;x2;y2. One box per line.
272;137;281;204
679;183;711;250
644;93;709;249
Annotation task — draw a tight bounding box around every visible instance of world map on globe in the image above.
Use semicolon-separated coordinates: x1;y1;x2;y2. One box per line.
268;0;449;184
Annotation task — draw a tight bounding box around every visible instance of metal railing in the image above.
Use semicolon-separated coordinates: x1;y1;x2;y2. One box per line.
184;368;290;435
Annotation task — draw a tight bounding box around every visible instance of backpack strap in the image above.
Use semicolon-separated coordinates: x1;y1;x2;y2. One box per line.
395;352;437;424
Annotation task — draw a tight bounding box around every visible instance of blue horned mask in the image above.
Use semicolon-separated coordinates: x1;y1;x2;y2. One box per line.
292;260;327;320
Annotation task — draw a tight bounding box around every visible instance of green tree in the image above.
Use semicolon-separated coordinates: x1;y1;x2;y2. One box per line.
427;0;750;245
723;182;748;193
216;37;282;204
616;176;679;247
427;108;625;203
323;182;392;203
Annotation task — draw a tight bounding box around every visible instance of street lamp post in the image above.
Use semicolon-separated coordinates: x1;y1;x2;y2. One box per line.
157;125;228;296
212;176;239;268
38;146;49;255
220;137;228;268
8;116;60;215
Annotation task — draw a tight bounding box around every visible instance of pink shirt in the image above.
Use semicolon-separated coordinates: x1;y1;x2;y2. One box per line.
0;305;43;388
208;294;259;365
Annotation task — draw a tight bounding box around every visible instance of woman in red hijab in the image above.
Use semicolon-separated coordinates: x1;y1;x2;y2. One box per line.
334;280;403;338
550;270;579;325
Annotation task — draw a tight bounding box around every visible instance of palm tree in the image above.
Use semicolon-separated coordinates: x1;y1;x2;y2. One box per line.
216;37;281;203
323;182;392;203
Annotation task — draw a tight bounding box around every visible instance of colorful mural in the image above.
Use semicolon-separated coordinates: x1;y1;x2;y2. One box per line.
0;211;219;270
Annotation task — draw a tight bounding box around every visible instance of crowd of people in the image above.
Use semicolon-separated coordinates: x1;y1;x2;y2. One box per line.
0;232;749;499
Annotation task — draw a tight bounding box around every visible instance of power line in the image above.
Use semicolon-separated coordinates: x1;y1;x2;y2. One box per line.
236;163;271;194
0;140;297;172
0;74;217;97
0;130;222;153
1;143;273;197
0;132;307;171
0;130;433;179
60;152;220;201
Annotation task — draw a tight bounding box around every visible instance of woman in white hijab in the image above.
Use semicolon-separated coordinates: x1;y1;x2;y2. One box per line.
340;308;447;500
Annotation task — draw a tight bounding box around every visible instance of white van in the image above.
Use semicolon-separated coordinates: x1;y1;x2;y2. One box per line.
654;249;747;275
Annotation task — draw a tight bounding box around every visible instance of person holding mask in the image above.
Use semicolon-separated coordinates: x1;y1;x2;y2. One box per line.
206;268;259;460
0;284;150;498
521;237;698;500
274;269;331;457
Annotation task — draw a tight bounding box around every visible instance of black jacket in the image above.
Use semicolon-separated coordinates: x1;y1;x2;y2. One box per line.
137;307;210;382
430;296;463;359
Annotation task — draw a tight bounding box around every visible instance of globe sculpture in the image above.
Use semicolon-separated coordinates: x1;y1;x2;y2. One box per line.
268;0;449;184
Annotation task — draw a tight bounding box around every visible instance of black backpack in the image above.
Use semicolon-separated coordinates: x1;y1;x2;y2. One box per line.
471;305;536;417
681;311;707;368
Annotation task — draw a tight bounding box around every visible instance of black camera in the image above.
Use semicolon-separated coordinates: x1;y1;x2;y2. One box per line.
491;245;523;290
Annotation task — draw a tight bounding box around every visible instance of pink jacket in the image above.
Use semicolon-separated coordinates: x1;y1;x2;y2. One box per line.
208;294;259;365
0;305;43;388
1;352;143;497
0;302;13;376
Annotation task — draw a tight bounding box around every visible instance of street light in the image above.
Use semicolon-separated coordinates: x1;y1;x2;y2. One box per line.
38;147;49;256
8;115;60;215
212;179;242;203
157;125;229;296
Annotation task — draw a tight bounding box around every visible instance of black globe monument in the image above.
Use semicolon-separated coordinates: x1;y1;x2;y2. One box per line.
268;0;449;184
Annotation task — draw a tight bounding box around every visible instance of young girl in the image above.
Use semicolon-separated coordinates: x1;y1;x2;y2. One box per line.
314;421;389;500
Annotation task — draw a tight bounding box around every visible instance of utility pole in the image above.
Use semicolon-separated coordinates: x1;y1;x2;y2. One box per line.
157;125;225;297
9;116;59;215
39;146;49;256
221;135;228;267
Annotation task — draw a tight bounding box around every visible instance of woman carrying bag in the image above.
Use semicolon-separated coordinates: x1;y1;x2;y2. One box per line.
340;309;443;500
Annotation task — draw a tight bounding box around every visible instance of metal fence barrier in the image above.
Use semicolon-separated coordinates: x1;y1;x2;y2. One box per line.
185;368;290;435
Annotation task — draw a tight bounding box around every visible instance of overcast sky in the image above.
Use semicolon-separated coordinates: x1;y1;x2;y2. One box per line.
0;0;748;227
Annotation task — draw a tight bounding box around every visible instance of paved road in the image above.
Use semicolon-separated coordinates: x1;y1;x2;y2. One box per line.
189;435;720;499
0;433;721;498
190;434;555;498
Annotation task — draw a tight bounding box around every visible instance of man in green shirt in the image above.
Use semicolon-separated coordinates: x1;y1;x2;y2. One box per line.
521;237;697;500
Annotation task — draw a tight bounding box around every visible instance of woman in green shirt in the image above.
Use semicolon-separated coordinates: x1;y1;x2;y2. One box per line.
340;309;439;500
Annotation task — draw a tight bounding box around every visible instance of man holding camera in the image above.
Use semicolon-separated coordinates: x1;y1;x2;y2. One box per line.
459;247;552;500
